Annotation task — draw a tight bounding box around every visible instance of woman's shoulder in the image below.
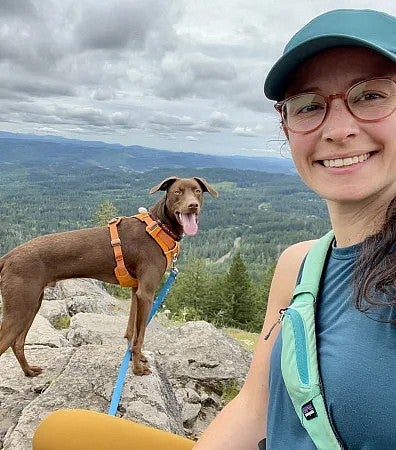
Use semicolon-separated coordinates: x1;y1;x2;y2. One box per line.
275;239;318;280
280;239;318;257
266;239;319;313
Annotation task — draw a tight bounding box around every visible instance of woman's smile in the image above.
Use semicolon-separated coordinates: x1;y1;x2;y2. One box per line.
321;152;371;168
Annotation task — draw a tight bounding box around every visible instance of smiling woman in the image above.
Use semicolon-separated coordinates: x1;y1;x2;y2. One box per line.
31;7;396;450
194;8;396;450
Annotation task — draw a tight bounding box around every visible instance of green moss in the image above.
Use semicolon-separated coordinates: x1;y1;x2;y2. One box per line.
221;380;241;405
52;316;71;330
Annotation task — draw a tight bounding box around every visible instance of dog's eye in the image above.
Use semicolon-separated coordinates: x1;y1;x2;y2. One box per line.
195;189;202;194
174;190;182;195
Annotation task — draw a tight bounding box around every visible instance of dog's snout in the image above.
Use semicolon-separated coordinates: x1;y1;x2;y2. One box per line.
188;201;199;209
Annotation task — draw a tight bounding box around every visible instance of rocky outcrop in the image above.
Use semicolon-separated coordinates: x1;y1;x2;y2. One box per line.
0;279;252;450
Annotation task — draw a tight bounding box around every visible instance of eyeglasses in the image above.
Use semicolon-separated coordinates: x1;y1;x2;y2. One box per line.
275;78;396;134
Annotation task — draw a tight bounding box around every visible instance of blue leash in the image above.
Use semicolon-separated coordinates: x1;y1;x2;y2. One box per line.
108;267;178;416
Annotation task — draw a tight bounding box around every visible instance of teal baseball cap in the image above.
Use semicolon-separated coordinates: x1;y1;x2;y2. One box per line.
264;9;396;101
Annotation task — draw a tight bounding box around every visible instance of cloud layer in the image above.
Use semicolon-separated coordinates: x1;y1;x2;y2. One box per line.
0;0;394;155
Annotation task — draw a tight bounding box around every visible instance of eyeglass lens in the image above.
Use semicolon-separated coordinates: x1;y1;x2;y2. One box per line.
282;78;396;133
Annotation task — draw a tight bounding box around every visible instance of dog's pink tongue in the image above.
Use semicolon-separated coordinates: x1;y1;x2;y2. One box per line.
180;213;198;236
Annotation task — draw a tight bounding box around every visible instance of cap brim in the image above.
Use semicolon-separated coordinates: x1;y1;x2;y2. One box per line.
264;35;396;101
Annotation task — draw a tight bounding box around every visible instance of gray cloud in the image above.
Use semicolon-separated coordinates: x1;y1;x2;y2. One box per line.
0;0;38;18
0;0;394;155
75;0;171;50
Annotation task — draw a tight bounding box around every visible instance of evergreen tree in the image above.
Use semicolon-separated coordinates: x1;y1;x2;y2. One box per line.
251;261;276;332
165;258;211;321
225;252;255;330
94;200;119;226
203;274;230;326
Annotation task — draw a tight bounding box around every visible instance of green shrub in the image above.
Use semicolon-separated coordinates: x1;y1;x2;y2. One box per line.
103;283;131;300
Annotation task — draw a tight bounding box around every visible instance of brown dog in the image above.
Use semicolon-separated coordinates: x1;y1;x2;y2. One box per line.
0;176;218;377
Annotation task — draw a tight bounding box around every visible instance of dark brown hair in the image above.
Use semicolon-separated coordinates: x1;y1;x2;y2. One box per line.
354;196;396;317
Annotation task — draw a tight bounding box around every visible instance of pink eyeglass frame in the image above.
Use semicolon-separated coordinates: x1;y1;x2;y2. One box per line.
274;77;396;134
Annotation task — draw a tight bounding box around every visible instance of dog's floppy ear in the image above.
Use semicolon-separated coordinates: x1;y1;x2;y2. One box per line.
149;177;179;194
194;177;219;197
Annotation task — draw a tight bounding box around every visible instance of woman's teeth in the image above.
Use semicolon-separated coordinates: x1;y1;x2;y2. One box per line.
322;153;370;168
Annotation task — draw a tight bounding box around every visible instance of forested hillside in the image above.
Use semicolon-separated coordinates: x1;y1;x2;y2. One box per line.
0;142;330;332
0;163;330;274
0;131;295;174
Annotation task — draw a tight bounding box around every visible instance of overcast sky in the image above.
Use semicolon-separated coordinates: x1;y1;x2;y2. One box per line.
1;0;395;157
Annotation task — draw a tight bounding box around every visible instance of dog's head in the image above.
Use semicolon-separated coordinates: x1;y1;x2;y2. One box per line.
149;177;218;236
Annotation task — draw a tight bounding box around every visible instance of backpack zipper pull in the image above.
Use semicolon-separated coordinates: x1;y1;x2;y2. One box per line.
264;308;286;341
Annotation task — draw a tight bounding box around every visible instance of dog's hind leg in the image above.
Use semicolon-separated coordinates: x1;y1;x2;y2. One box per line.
11;291;45;377
0;282;45;377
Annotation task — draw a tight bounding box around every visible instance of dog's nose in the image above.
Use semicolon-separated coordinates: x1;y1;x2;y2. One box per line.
188;201;199;209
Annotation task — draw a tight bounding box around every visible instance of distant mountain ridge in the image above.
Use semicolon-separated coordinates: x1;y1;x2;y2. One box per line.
0;131;294;174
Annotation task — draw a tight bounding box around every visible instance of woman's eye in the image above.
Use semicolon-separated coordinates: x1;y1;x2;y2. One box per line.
296;103;322;115
354;91;384;103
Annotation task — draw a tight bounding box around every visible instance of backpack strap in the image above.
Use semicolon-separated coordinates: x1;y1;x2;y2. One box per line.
281;230;345;449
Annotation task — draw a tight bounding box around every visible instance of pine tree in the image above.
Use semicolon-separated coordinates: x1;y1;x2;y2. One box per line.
251;261;276;332
93;200;119;226
164;258;211;321
225;252;255;330
203;274;230;326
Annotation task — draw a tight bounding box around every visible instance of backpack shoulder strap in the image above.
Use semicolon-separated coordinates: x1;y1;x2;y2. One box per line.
293;230;335;300
280;230;345;449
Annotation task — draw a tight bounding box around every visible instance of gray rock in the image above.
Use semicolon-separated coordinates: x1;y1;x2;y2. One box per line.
42;283;63;301
0;347;75;449
0;279;252;449
39;300;69;327
25;315;70;348
182;402;202;425
66;312;128;346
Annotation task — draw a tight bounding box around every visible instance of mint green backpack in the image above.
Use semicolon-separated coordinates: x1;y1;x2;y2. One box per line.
280;230;345;449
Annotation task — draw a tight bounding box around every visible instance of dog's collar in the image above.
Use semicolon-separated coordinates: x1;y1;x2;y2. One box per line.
148;213;183;242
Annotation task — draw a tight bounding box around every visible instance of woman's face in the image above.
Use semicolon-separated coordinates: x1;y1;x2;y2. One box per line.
285;47;396;207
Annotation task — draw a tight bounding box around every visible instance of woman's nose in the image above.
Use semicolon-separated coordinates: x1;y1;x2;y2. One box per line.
320;98;360;143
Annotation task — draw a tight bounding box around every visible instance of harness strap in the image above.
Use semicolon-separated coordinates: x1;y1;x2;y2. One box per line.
134;212;180;269
108;217;138;288
107;213;180;288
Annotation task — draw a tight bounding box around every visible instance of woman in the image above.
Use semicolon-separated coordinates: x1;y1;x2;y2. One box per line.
194;8;396;450
33;8;395;450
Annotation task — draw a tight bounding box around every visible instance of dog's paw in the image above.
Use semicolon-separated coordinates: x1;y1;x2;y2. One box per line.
133;364;151;376
24;365;43;377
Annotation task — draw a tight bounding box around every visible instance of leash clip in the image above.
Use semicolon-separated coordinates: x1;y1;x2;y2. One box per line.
171;253;179;271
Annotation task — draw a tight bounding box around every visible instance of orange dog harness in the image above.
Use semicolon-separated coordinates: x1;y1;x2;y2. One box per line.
108;212;180;288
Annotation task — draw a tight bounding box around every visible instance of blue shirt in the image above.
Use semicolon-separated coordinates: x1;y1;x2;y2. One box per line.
267;242;396;449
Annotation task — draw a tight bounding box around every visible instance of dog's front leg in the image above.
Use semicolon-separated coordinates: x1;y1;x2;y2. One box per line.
129;285;155;376
124;288;148;364
124;287;137;345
